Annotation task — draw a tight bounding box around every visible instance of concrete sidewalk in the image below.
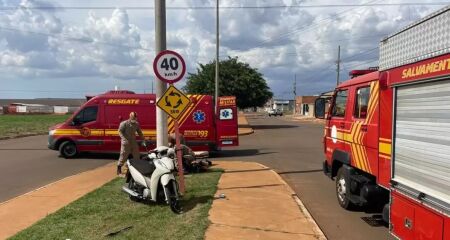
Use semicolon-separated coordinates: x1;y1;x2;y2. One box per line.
289;115;325;124
205;161;326;240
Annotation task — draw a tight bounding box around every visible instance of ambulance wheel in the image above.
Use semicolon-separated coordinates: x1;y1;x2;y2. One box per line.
59;141;78;158
336;167;354;209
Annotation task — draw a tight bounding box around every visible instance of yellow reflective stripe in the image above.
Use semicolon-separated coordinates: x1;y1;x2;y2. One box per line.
142;130;156;136
361;145;371;173
90;130;104;136
53;131;81;136
379;137;392;143
379;142;391;155
355;144;365;171
55;129;156;136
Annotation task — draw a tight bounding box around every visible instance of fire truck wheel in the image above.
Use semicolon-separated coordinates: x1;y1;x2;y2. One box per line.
59;141;78;158
336;167;354;209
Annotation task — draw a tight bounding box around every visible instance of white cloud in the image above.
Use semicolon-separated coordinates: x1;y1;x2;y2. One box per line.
0;0;446;98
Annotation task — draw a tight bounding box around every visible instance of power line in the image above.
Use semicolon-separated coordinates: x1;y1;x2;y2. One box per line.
0;3;448;10
345;58;379;69
340;47;379;61
241;0;383;51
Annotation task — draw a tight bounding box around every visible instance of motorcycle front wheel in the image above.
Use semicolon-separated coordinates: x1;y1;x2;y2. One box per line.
165;181;183;214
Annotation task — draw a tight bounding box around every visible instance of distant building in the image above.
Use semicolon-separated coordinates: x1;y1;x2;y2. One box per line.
0;99;84;114
264;99;295;112
295;96;319;116
0;98;85;107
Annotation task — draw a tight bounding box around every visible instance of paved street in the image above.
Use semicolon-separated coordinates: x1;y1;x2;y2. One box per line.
216;114;393;240
0;136;115;203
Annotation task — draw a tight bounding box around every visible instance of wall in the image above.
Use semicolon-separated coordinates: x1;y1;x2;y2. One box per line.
295;96;319;116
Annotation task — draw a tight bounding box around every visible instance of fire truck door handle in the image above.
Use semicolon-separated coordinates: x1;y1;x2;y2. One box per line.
361;125;368;132
404;218;412;230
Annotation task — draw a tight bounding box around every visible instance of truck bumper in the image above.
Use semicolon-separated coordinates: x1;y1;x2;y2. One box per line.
48;135;57;150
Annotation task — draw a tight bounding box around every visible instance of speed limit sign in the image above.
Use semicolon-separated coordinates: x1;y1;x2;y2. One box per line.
153;50;186;84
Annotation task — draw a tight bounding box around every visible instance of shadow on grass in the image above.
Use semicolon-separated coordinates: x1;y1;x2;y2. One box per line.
182;195;214;212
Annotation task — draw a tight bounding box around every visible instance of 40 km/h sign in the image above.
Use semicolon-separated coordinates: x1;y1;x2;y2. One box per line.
157;85;191;119
153;50;186;84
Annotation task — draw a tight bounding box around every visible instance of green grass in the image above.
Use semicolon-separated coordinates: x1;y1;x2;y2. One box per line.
0;114;69;138
10;170;222;240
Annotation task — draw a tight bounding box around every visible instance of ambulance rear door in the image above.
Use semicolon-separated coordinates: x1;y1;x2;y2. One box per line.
215;96;239;147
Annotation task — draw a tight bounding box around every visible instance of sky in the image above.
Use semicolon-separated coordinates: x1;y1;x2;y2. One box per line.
0;0;448;99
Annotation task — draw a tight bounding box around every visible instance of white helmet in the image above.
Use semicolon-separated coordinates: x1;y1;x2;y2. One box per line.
153;146;169;157
167;148;175;158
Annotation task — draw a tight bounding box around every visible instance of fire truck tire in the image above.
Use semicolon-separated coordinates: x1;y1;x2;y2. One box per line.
336;167;354;209
59;141;78;158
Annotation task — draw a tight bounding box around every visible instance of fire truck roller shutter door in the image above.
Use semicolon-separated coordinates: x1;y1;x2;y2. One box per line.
393;78;450;207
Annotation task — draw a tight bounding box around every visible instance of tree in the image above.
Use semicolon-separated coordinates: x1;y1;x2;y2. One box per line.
184;57;273;109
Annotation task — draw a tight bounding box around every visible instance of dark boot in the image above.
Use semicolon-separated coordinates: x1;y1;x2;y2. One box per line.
117;165;122;175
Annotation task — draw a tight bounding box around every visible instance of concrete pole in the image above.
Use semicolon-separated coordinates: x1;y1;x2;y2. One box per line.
293;74;296;115
214;0;219;115
336;45;341;86
155;0;168;147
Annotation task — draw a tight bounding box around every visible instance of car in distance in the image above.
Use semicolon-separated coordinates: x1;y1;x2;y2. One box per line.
268;109;283;116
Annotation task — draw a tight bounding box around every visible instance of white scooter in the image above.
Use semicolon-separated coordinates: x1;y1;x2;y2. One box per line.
122;146;182;214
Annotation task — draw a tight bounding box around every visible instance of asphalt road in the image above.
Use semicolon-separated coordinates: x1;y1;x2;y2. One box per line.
215;114;393;240
0;135;115;203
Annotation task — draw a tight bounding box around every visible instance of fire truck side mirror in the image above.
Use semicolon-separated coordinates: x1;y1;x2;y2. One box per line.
314;98;326;119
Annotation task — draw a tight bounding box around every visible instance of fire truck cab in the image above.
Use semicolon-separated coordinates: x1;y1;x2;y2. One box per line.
316;69;389;211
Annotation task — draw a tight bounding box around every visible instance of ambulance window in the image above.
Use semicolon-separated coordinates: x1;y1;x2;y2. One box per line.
354;86;370;119
83;106;98;123
74;106;98;124
332;90;348;117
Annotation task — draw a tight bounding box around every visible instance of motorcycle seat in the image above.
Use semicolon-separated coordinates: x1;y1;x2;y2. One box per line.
130;159;155;176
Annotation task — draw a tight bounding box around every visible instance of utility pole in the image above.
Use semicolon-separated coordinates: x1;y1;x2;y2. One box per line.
155;0;168;147
293;74;297;115
214;0;219;115
336;45;341;86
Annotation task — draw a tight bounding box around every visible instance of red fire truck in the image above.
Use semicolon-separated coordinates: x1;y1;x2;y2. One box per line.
315;6;450;240
48;90;238;158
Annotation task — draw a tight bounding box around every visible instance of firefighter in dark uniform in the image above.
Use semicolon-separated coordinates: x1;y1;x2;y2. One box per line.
117;112;145;175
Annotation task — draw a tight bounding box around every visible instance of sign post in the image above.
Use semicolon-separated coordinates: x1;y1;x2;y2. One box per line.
154;50;188;194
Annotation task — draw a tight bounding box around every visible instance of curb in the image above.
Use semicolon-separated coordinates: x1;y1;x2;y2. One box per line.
238;127;254;136
238;113;254;136
254;163;327;240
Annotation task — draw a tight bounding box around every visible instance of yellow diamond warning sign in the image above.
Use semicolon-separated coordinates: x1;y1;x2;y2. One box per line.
157;85;191;119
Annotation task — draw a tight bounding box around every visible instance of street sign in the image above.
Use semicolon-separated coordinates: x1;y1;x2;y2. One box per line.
156;85;191;119
153;50;186;84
